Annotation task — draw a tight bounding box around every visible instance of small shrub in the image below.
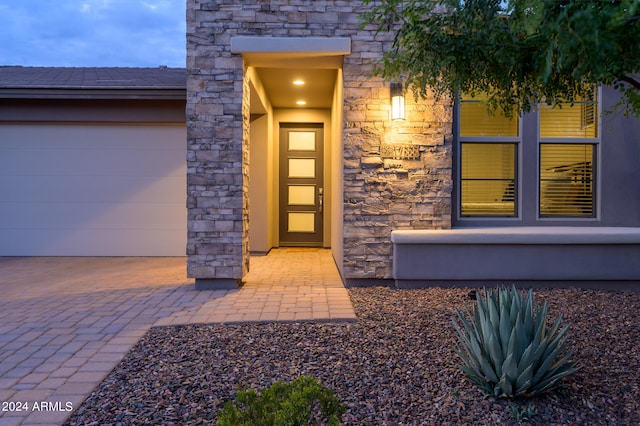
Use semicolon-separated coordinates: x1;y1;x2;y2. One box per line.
508;402;536;422
452;286;580;398
217;376;346;426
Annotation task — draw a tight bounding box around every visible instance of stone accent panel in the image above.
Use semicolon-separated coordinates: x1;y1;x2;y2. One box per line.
187;0;452;284
343;81;453;282
186;2;247;283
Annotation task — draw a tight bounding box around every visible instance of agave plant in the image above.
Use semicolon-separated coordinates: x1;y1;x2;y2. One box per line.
452;286;580;398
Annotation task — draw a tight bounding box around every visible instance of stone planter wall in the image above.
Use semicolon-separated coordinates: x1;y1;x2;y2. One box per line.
187;0;452;286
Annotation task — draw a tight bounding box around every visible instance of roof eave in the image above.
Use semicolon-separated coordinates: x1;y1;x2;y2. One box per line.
0;88;186;100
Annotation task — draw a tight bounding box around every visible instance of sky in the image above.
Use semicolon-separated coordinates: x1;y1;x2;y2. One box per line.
0;0;186;68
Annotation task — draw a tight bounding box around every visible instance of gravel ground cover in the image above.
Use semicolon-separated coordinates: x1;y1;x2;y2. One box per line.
65;287;640;425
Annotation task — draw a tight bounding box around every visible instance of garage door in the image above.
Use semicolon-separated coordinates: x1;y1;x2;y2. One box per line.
0;124;186;256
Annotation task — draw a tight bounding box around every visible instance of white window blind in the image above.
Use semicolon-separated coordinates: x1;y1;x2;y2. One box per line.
460;96;519;137
461;143;516;216
540;92;598;139
539;144;595;217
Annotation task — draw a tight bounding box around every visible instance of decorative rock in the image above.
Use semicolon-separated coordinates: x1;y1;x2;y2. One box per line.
65;288;640;426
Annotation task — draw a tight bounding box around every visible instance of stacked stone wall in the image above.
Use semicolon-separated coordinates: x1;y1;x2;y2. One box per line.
187;0;452;283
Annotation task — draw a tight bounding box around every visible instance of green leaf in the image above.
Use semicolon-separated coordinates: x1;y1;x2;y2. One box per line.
513;319;528;362
531;340;567;386
497;373;513;398
487;290;501;334
517;341;536;373
515;364;534;393
533;361;581;394
502;353;518;383
361;0;640;116
499;303;512;359
523;289;534;337
488;334;504;377
509;286;520;326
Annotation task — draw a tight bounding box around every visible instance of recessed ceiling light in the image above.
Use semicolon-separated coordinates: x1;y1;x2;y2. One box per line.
293;80;305;86
296;100;307;105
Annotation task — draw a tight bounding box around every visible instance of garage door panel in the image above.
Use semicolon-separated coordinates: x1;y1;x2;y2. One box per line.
0;123;186;256
0;124;183;151
1;148;184;177
1;175;185;204
1;202;185;230
0;229;186;256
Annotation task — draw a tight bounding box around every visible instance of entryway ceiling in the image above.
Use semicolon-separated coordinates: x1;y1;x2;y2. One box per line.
255;68;337;109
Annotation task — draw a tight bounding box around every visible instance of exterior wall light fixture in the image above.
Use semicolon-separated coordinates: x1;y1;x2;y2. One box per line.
390;81;405;121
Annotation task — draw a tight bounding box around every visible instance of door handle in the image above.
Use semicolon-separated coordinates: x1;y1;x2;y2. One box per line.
318;188;323;213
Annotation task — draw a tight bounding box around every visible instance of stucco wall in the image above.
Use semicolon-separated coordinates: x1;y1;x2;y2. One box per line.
599;86;640;226
186;0;453;285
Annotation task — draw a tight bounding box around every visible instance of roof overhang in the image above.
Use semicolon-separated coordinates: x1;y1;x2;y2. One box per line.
0;88;186;101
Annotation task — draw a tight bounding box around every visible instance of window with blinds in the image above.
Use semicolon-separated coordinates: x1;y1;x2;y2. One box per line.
461;143;517;216
538;89;599;218
456;88;600;222
539;92;598;139
539;144;595;217
460;95;519;137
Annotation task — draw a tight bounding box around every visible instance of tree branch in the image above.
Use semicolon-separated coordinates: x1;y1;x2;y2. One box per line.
618;74;640;90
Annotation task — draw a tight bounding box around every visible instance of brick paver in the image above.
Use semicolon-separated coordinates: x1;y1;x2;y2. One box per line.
0;249;355;425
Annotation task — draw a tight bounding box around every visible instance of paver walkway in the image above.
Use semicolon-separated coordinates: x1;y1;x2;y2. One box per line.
0;249;355;426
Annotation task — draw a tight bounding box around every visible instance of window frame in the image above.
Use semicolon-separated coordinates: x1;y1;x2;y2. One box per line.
455;96;522;221
459;142;520;218
454;88;603;226
537;88;601;220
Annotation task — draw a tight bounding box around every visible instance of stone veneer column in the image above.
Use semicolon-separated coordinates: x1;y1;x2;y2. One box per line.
186;0;452;288
186;2;250;289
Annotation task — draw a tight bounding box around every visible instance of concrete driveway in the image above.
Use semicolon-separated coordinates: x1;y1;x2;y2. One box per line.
0;251;354;425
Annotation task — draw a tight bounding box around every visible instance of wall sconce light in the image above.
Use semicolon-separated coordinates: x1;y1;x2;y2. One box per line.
390;81;405;121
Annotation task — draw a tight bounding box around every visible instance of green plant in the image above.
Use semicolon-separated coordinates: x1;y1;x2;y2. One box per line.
452;286;580;398
509;402;536;422
217;376;346;426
